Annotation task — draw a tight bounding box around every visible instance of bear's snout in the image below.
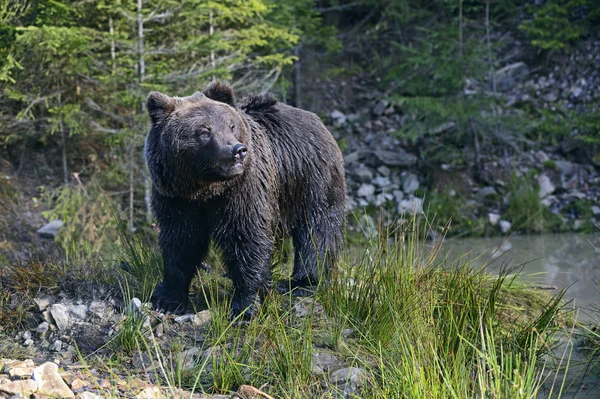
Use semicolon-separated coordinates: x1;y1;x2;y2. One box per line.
232;143;247;162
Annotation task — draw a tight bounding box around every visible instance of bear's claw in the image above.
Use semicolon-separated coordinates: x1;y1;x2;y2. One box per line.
151;282;188;314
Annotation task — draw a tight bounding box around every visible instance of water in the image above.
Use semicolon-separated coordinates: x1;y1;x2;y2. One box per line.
444;233;600;310
444;233;600;398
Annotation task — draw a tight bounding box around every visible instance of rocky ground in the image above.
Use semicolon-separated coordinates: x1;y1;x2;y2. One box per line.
0;293;365;399
318;38;600;236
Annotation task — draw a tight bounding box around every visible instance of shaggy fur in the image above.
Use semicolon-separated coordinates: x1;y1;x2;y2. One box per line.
145;82;346;318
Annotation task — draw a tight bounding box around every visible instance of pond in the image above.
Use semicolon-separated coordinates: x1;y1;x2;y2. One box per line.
444;233;600;398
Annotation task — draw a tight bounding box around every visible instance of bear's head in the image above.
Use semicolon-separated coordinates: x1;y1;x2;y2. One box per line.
145;82;250;198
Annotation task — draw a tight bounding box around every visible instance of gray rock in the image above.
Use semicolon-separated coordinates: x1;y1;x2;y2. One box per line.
330;110;347;127
23;339;33;347
494;62;529;91
174;314;195;324
392;190;404;204
51;340;62;352
69;304;88;320
538;174;555;198
330;367;367;387
499;220;512;234
573;219;586;231
478;186;498;199
343;151;361;166
37;220;64;239
555;160;574;176
399;197;423;215
372;176;391;187
22;331;32;340
312;351;340;375
592;206;600;216
377;166;391;176
36;322;49;335
488;213;500;226
192;310;212;327
374;149;417;167
132;352;152;370
357;184;376;198
402;173;419;194
372;100;388;116
33;296;53;312
78;392;105;399
353;167;373;183
177;347;200;370
49;304;70;331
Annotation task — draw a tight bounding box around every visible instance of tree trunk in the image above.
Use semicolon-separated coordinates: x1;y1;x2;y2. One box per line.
210;11;215;80
109;17;116;73
294;45;301;108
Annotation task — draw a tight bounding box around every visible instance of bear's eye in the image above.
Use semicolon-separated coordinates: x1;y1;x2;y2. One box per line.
197;129;211;139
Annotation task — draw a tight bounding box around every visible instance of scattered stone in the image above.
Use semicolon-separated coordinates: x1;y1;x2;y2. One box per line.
174;314;195;324
37;322;49;335
353;167;373;183
330;110;347;127
499;220;512;234
357;184;375;198
129;298;143;314
312;351;340;375
135;386;162;399
377;165;391;176
402;172;419;194
51;340;63;352
22;331;31;341
70;378;90;390
32;361;75;398
494;62;529;91
77;392;104;399
37;220;64;239
573;219;586;231
33;296;53;312
238;385;275;399
399;197;423;215
176;347;200;371
89;301;110;320
293;298;324;318
192;310;212;327
330;367;367;387
591;205;600;216
478;186;498;199
372;100;388;116
372;176;391;187
538;174;555;198
488;213;501;226
374;149;417;167
0;379;37;396
49;304;70;331
5;360;35;379
69;304;88;320
23;339;34;347
132;352;152;370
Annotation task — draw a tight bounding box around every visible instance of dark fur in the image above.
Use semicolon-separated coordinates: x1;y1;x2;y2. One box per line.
145;82;346;318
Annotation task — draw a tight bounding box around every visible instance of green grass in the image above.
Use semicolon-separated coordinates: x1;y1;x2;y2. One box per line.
65;215;572;399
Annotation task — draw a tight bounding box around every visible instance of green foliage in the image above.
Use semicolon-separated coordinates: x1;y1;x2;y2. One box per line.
520;0;600;52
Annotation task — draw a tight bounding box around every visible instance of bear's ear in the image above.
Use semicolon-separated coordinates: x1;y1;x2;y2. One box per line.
203;81;235;106
147;91;175;123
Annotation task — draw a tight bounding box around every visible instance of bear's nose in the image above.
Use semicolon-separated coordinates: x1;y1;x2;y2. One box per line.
232;143;247;161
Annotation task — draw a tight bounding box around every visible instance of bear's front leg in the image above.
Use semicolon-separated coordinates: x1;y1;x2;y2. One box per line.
152;232;209;314
217;233;273;320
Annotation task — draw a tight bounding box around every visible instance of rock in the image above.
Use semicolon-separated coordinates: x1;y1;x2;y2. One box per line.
70;378;89;390
23;339;34;347
89;301;109;320
174;314;195;324
499;220;512;234
238;385;275;399
135;386;162;399
478;186;498;199
374;149;417;167
0;379;37;396
33;296;53;312
312;351;341;375
538;174;555;198
398;197;423;215
176;347;200;371
32;362;74;398
353;167;373;183
392;190;404;204
132;352;152;370
573;219;586;231
36;322;49;335
77;392;104;399
69;304;88;320
192;310;211;327
37;220;64;239
402;173;419;194
129;298;143;314
5;360;35;379
51;340;63;352
293;298;324;318
330;367;367;387
372;100;388;116
330;110;347;126
357;184;376;198
494;62;529;91
592;206;600;216
22;331;31;341
343;151;360;166
488;213;501;226
49;304;70;331
372;176;391;187
543;91;558;102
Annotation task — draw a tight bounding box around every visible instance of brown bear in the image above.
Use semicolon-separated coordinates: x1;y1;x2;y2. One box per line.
144;82;346;318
